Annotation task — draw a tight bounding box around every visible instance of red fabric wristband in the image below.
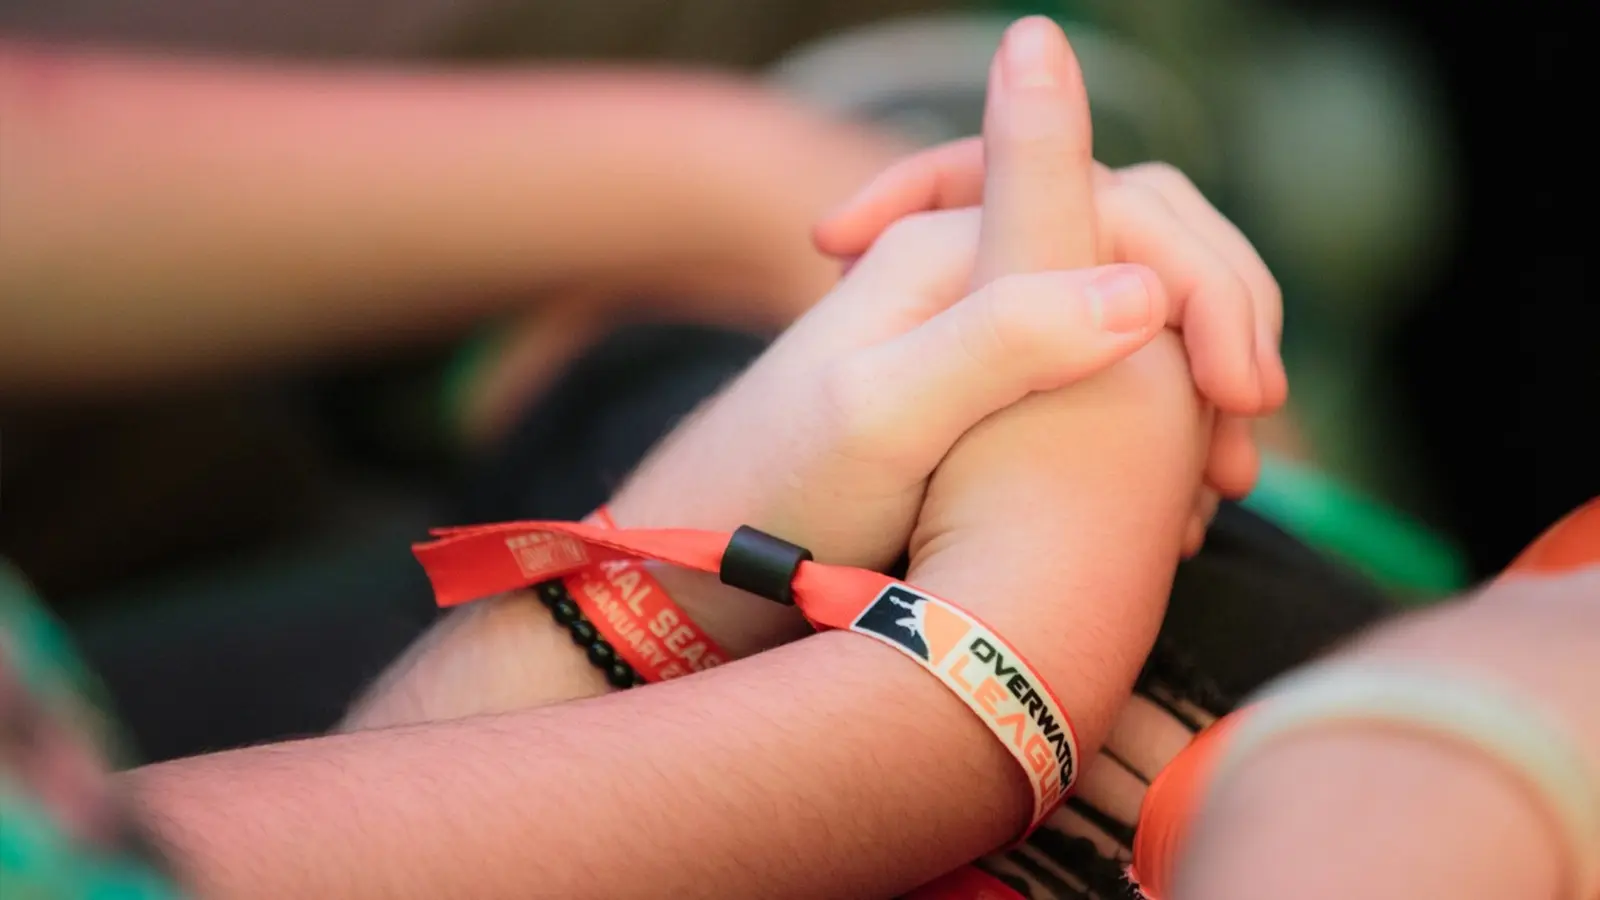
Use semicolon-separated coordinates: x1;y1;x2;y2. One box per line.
413;518;1079;833
563;508;728;683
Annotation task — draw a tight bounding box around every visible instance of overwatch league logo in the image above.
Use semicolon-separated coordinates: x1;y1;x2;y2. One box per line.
851;583;1079;803
852;585;971;666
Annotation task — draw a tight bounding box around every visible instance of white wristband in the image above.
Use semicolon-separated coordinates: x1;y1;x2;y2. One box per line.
1214;663;1600;900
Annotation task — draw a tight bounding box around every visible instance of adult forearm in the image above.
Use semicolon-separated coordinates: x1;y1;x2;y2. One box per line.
200;337;1205;899
129;631;1029;900
0;42;889;395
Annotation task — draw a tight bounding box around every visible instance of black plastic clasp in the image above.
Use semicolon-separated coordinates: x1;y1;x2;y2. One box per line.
719;525;813;606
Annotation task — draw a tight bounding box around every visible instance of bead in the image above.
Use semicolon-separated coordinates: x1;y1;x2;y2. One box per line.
586;640;616;667
606;661;636;689
536;581;564;606
568;619;598;646
535;581;635;689
551;598;581;625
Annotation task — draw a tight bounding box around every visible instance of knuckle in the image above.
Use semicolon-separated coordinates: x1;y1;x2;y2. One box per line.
991;118;1094;172
1124;162;1281;323
1124;160;1194;195
1202;262;1254;320
1106;179;1175;220
871;210;940;258
1257;270;1285;328
1026;137;1095;180
851;209;980;320
1108;183;1246;299
1100;181;1176;261
967;276;1053;376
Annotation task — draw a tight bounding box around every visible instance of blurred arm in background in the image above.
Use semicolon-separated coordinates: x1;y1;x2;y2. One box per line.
1175;566;1600;900
0;40;902;399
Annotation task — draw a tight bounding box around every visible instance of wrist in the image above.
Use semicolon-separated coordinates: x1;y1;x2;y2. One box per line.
1177;729;1565;900
645;565;814;659
600;497;813;659
906;335;1206;746
906;513;1175;744
342;593;608;731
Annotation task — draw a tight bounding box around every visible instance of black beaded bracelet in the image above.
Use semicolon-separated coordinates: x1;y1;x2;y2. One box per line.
534;579;645;690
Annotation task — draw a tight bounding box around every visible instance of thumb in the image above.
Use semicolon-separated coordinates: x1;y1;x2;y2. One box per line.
843;265;1165;463
973;16;1099;286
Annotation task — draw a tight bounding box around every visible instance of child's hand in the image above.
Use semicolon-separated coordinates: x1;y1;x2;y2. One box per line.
813;105;1284;501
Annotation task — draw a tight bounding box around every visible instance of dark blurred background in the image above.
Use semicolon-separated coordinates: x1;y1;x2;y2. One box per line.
1;0;1593;759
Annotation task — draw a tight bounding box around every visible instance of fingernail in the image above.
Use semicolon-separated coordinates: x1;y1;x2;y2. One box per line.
1003;17;1060;88
1088;268;1153;334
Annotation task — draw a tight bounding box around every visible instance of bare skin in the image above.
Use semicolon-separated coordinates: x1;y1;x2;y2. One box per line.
1178;567;1600;900
0;41;902;399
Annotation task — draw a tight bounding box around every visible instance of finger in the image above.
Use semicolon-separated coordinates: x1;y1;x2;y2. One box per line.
1182;514;1205;558
835;208;983;322
1257;340;1290;413
779;209;985;362
812;141;1119;261
828;265;1166;466
1100;180;1262;413
812;138;984;258
974;16;1098;285
1203;414;1260;498
1182;488;1222;557
1119;164;1283;337
1120;163;1288;411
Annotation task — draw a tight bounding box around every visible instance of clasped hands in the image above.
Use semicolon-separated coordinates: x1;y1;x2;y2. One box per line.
350;18;1284;743
609;17;1283;669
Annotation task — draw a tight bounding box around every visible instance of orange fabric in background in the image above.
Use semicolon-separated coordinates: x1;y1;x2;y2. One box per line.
1126;712;1246;900
1505;496;1600;575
